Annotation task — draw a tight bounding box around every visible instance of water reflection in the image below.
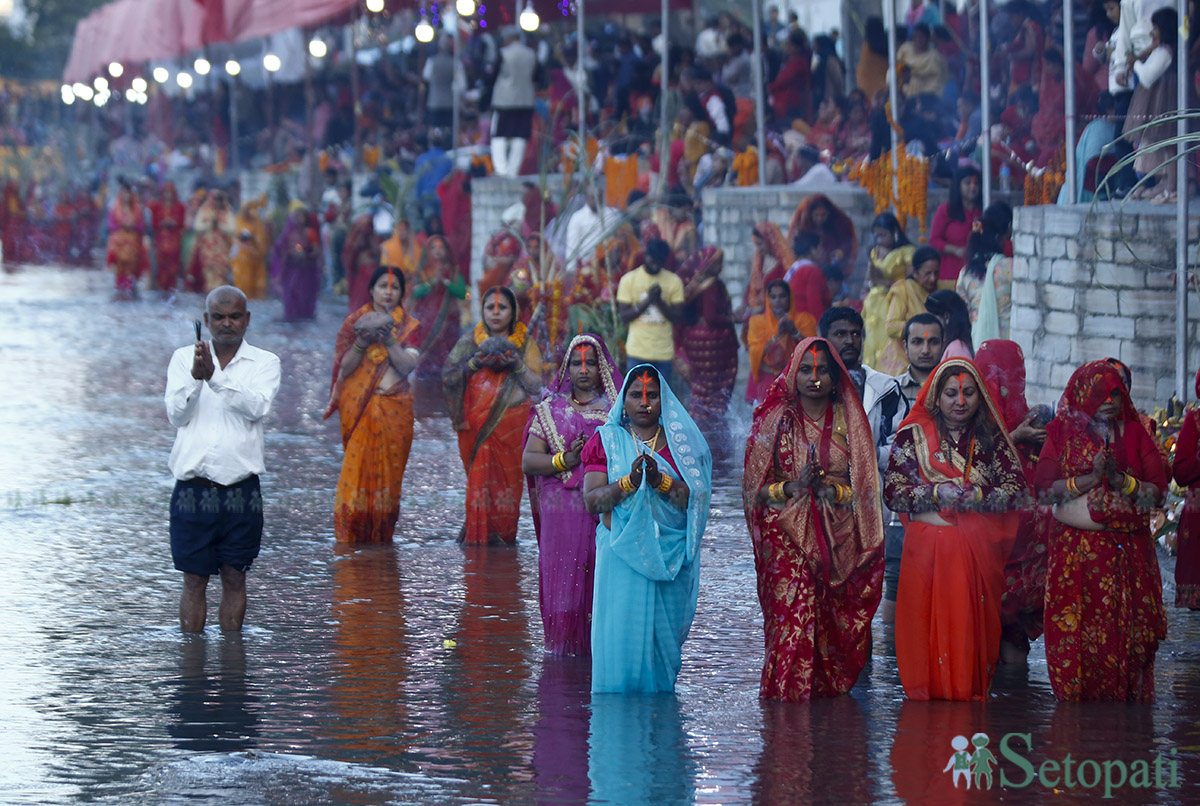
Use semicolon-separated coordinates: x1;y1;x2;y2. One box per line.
327;543;410;758
532;656;591;804
168;634;258;752
441;547;534;788
752;698;873;805
589;693;694;805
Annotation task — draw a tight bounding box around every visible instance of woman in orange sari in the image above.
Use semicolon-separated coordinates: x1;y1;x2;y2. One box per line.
744;338;885;701
444;286;543;544
884;358;1030;700
325;266;422;543
745;281;817;403
1035;361;1168;701
106;180;148;299
151;182;185;293
742;222;796;343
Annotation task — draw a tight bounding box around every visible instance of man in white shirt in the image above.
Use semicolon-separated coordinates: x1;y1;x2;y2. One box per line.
562;188;619;269
165;286;281;633
792;144;839;188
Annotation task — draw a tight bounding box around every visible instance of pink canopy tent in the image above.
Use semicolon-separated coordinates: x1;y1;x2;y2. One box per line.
63;0;368;83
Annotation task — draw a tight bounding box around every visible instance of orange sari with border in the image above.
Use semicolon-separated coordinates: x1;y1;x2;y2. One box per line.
325;303;422;543
445;321;543;545
884;358;1029;701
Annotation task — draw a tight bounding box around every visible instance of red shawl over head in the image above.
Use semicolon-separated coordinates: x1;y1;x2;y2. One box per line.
1043;361;1140;479
743;336;884;586
788;194;858;278
974;340;1029;432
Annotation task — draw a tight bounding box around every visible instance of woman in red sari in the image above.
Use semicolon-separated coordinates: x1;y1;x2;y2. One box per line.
1172;369;1200;610
106;180;148;299
884;358;1030;701
411;235;467;414
444;286;543;544
151;182;185;293
1035;361;1168;701
676;246;740;443
325;266;422;543
342;214;384;312
743;338;885;701
479;229;523;292
787;194;858;278
974;339;1050;662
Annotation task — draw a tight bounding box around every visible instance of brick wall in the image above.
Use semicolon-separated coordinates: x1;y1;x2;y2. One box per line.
1011;203;1200;410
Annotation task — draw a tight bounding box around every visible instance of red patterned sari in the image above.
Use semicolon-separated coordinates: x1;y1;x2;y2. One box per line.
444;318;543;544
325;300;422;543
1034;361;1168;702
106;197;147;293
152;183;185;291
975;340;1050;653
743;337;885;701
1173;374;1200;609
884;359;1029;701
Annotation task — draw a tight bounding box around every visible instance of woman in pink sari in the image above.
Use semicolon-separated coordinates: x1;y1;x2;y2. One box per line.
106;181;147;298
522;334;622;655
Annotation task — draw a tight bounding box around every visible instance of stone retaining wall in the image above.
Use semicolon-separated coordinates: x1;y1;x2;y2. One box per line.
1010;202;1200;410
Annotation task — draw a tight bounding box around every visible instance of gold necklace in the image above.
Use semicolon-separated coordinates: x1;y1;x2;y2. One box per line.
629;425;661;451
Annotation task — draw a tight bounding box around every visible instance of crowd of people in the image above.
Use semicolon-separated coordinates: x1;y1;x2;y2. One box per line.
150;155;1196;707
5;1;1196;706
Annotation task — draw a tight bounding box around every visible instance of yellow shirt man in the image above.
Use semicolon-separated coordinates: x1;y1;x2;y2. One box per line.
616;264;686;364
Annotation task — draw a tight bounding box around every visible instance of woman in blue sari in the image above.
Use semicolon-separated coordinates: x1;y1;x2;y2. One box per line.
581;365;713;693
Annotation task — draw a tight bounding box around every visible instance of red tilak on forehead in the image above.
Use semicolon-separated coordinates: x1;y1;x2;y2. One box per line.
636;370;654;404
952;372;970;391
808;346;821;380
575;343;592;360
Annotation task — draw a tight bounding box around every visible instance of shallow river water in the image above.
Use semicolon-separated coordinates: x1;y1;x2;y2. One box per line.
2;264;1199;805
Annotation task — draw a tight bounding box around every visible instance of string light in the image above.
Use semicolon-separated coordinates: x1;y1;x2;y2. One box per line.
225;60;241;76
153;67;169;83
108;62;124;78
263;53;281;72
131;77;147;92
194;58;211;75
309;39;327;58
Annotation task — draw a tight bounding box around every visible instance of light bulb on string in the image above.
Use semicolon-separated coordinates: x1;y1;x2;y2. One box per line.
519;1;539;31
194;58;211;75
456;0;475;16
309;39;327;58
415;19;435;43
153;67;169;83
263;53;282;72
225;60;241;76
94;76;108;91
132;77;147;92
365;0;384;12
177;72;193;89
108;62;123;78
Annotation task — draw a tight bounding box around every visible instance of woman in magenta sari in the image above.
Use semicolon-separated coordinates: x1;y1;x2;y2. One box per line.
676;246;740;446
271;203;322;321
522;334;622;655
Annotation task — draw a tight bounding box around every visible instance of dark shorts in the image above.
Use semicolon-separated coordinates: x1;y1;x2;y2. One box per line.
169;475;264;576
493;108;534;138
884;523;905;603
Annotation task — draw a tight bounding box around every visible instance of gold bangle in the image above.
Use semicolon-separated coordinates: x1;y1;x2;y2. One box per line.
973;486;983;504
619;475;636;494
832;484;843;504
551;452;566;472
842;484;854;505
1066;476;1080;497
657;475;673;494
769;482;786;502
1123;473;1138;496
